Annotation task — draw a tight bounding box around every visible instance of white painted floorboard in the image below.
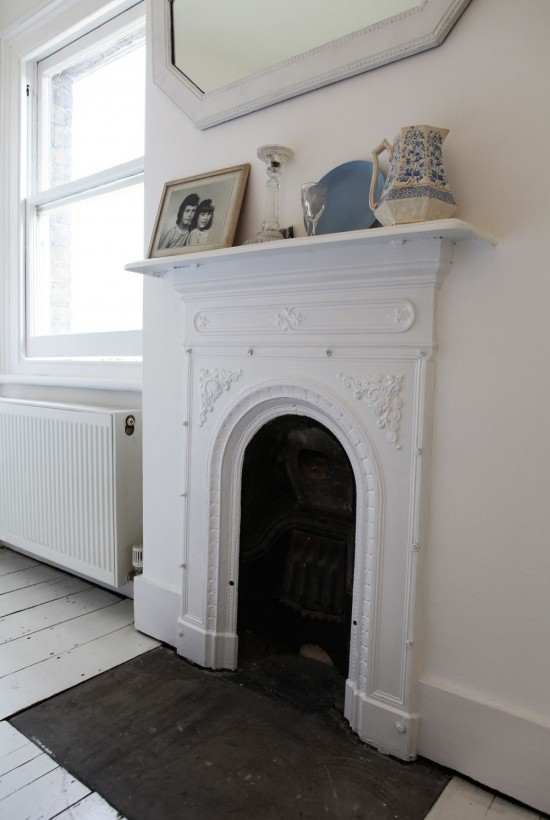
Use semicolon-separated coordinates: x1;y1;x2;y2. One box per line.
53;792;125;819
0;624;156;718
0;741;42;777
425;777;543;819
0;564;62;595
0;546;149;817
0;722;41;776
0;553;38;577
0;721;124;819
0;548;158;721
0;599;135;678
0;764;91;820
0;752;58;800
0;576;90;618
0;587;120;645
0;549;537;820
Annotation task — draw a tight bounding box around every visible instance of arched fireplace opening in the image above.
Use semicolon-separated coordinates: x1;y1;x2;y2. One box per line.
237;414;356;698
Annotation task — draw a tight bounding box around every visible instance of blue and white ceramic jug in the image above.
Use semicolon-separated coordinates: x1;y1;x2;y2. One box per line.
369;125;456;226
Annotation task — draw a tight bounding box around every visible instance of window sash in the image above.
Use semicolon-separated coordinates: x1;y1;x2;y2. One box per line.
26;173;144;358
24;3;145;363
29;157;144;211
35;2;145;196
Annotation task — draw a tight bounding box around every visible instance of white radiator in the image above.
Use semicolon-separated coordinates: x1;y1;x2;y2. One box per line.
0;398;142;588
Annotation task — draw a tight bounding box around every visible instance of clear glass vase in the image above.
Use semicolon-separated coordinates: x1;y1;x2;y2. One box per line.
301;182;328;236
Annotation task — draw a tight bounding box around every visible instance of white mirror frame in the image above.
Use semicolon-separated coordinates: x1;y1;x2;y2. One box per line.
151;0;472;130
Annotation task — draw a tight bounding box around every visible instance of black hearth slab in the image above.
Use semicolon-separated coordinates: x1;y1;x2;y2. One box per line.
12;647;449;820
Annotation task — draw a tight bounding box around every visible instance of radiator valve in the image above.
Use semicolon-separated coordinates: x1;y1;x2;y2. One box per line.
124;415;136;436
131;544;143;576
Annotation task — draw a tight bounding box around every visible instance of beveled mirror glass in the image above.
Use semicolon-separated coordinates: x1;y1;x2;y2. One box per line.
171;0;420;95
151;0;472;129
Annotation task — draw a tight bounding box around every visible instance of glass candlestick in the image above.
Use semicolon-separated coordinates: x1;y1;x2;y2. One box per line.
253;144;294;243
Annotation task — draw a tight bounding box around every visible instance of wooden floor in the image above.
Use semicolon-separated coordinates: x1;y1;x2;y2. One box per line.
427;777;544;819
0;736;542;820
0;546;543;819
0;731;541;820
0;721;123;819
0;546;157;720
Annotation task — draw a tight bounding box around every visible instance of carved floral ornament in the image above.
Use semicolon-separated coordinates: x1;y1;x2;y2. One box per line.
198;365;405;452
393;302;415;328
339;373;404;450
195;313;209;331
199;368;242;427
275;307;304;331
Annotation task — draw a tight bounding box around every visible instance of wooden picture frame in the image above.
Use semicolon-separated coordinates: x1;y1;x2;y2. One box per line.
148;163;250;258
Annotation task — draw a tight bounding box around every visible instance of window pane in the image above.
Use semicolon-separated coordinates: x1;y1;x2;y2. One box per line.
31;183;144;339
40;30;145;189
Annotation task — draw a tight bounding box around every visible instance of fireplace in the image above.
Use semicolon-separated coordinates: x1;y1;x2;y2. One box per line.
238;414;356;679
128;220;493;759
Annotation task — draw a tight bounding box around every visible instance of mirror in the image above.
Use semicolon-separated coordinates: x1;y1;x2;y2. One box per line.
171;0;420;95
152;0;472;129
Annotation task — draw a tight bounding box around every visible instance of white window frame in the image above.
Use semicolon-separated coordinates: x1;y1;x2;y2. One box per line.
0;0;145;387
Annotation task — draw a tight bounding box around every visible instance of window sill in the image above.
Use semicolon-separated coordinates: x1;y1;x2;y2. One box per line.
0;374;142;392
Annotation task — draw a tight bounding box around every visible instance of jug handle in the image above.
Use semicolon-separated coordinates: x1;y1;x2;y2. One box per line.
369;139;393;212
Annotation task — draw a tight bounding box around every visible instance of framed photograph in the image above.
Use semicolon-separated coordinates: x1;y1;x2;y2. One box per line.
148;163;250;258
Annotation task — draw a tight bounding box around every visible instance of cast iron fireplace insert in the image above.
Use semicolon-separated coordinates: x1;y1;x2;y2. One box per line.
238;414;356;683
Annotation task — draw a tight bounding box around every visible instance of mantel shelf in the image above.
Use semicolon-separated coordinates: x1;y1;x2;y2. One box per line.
125;219;496;279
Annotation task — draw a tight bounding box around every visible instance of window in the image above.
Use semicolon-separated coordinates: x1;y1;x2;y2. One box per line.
26;4;145;359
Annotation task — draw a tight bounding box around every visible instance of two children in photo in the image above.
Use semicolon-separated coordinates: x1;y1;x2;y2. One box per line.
159;193;215;250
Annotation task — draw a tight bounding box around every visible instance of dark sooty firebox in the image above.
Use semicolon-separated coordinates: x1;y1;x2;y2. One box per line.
238;415;356;676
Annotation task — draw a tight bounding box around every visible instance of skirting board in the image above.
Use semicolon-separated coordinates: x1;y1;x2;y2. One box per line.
417;678;550;815
133;574;180;647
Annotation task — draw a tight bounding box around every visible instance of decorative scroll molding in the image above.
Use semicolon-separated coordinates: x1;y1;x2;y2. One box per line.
339;373;404;449
195;313;210;331
191;299;416;337
199;368;242;427
275;306;304;331
393;302;415;329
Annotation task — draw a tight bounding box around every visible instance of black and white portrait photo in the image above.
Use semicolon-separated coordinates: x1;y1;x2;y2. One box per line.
148;164;250;258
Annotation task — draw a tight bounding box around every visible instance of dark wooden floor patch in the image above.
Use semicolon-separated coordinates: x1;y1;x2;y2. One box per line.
12;647;449;820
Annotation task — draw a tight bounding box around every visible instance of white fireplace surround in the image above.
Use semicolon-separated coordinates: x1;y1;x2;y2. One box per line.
127;219;494;760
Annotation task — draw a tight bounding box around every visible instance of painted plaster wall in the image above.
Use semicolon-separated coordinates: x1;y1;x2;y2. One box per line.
142;0;550;768
0;0;48;33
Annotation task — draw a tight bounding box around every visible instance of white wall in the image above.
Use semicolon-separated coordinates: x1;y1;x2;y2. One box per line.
0;0;48;33
140;0;550;810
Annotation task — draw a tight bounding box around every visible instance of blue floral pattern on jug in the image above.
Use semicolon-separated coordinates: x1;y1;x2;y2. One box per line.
370;124;457;225
398;127;426;183
426;129;449;186
381;126;454;200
